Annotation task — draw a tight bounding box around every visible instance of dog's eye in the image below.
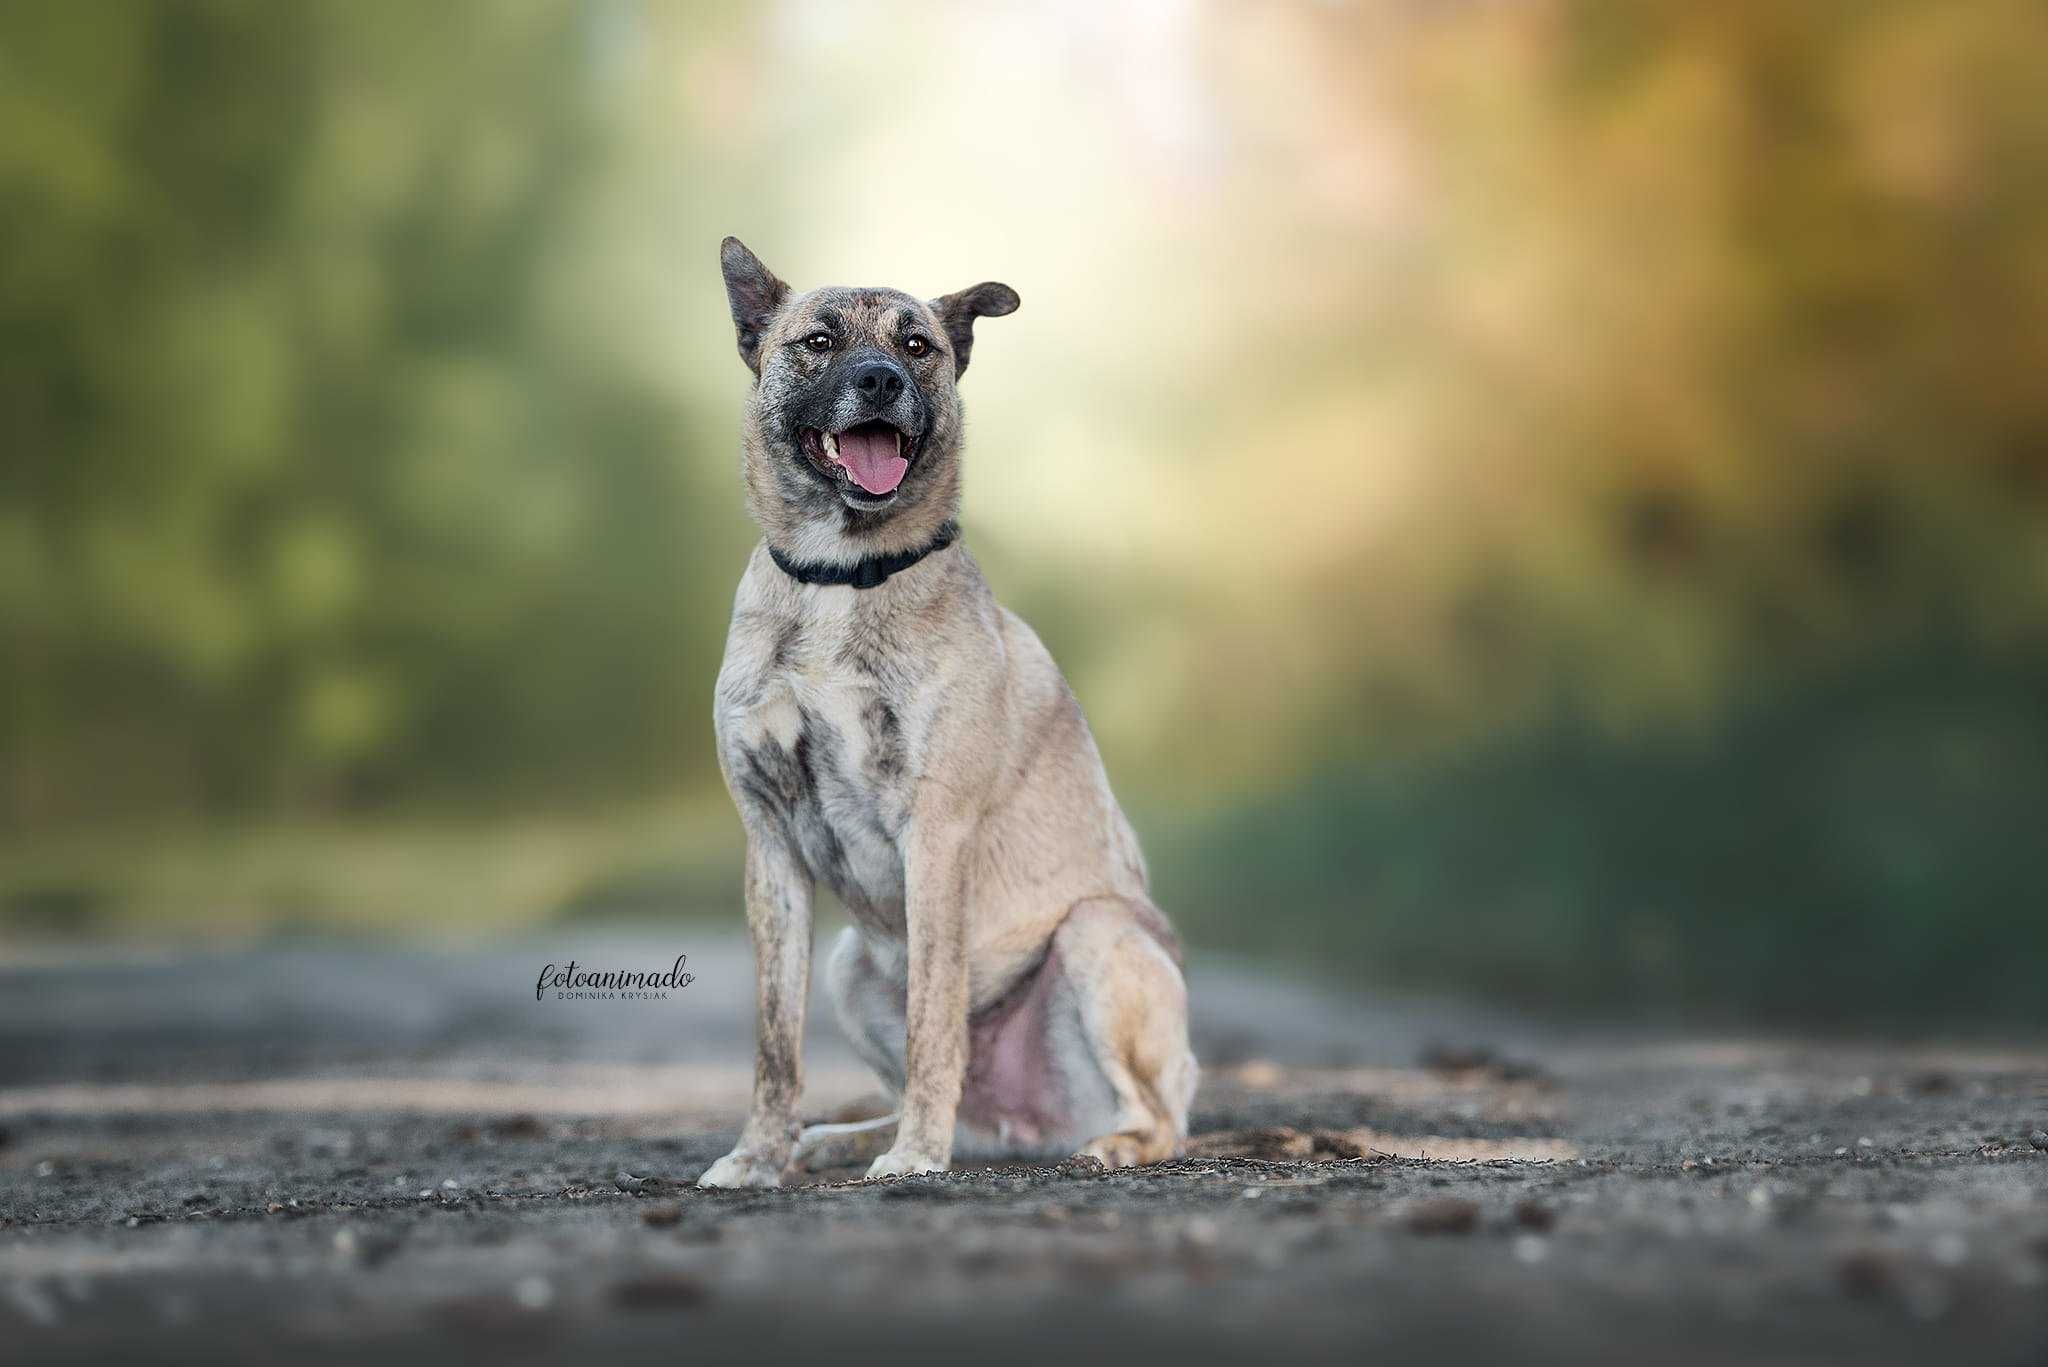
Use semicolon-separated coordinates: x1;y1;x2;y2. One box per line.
904;335;929;357
804;332;833;353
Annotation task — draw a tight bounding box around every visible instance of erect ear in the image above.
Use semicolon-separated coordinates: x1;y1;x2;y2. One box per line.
929;281;1020;378
720;237;790;375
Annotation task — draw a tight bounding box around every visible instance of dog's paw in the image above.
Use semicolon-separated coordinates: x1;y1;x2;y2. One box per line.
696;1148;785;1189
864;1149;946;1181
1075;1131;1169;1170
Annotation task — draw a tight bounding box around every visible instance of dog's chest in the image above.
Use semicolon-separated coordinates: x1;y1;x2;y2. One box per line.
718;615;919;927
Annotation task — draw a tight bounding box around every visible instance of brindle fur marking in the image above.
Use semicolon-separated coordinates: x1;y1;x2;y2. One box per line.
698;239;1196;1188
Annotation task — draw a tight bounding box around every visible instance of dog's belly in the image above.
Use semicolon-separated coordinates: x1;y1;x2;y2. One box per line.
958;949;1068;1147
954;947;1116;1156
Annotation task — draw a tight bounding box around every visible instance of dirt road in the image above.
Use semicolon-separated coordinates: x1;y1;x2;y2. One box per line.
2;935;2044;1364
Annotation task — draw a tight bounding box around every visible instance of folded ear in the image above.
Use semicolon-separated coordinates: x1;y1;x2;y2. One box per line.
930;282;1019;378
720;237;790;375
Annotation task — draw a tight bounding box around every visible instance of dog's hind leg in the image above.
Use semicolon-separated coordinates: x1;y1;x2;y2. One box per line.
1054;897;1197;1169
823;926;909;1093
784;929;910;1174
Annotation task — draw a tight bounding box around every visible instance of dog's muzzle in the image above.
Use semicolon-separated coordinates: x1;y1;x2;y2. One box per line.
802;420;911;496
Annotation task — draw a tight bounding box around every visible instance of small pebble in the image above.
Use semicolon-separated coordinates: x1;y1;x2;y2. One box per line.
1404;1197;1479;1235
612;1274;708;1310
1838;1249;1896;1298
2029;1130;2048;1152
491;1115;546;1140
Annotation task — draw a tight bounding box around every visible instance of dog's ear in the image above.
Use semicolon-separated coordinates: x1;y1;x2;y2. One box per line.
720;237;790;375
930;282;1019;378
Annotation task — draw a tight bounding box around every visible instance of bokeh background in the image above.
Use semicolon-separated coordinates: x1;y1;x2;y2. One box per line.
4;0;2044;1022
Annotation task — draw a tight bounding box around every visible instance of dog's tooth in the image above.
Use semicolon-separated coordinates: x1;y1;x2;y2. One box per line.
823;432;838;459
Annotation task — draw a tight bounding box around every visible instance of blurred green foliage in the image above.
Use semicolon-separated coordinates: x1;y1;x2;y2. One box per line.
1156;638;2048;1024
1;2;2044;1017
1;2;747;823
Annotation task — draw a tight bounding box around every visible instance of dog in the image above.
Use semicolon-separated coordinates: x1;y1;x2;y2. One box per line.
696;239;1196;1187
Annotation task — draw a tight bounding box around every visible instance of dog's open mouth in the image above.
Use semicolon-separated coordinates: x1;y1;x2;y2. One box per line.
800;420;912;497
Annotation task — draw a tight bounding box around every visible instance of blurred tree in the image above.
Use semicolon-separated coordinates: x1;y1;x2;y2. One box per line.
1;0;2044;918
1163;0;2048;760
1;0;2044;1012
0;1;738;825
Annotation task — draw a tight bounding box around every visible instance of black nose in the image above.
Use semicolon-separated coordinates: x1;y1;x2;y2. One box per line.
850;360;905;406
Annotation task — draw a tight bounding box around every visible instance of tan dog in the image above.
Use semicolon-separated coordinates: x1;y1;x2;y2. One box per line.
696;239;1196;1187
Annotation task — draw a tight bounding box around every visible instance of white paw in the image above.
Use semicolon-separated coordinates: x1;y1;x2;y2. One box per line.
696;1147;785;1189
864;1149;946;1181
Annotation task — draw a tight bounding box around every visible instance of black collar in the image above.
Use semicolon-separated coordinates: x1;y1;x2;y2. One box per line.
767;520;960;590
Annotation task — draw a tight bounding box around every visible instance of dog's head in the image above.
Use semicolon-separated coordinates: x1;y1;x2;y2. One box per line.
720;237;1017;552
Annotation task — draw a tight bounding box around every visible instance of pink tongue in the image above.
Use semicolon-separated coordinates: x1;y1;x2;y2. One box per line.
834;427;908;494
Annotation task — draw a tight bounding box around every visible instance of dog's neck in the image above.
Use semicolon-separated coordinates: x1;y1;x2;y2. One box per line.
767;519;959;590
746;456;961;570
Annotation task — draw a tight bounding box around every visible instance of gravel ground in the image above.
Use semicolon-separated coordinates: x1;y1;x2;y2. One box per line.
2;935;2045;1365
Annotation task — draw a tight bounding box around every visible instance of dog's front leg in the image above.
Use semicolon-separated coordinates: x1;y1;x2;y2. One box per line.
698;835;813;1188
866;815;973;1180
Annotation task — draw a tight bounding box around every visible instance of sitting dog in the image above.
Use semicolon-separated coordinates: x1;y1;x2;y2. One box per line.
697;239;1196;1187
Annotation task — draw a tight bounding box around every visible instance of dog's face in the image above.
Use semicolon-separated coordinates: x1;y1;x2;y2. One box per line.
720;238;1017;529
